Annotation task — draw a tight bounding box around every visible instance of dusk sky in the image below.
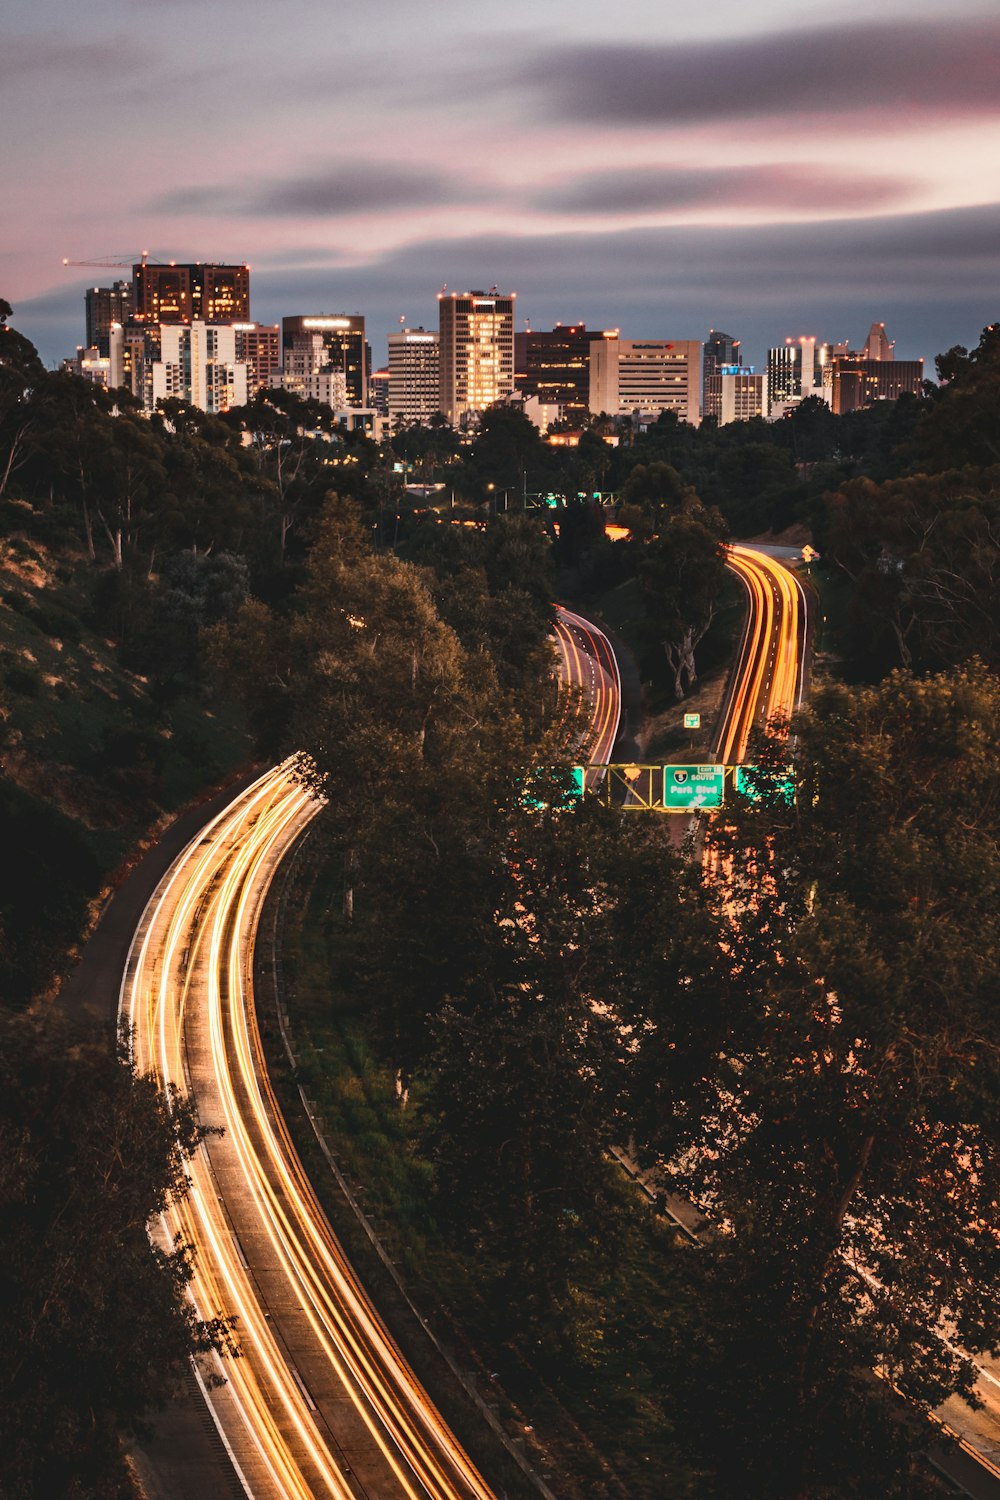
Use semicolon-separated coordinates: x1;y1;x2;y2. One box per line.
6;0;1000;373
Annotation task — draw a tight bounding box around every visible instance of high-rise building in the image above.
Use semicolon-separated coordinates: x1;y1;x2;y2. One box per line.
589;336;701;425
85;281;134;356
151;322;249;414
766;337;831;417
830;357;923;415
862;322;895;361
703;366;764;425
133;262;250;325
109;322;161;408
438;290;515;427
514;323;606;424
369;368;390;418
387;327;440;423
281;315;368;407
702;329;741;419
233;323;281;393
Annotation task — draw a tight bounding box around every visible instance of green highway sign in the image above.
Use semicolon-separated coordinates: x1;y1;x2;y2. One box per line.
663;764;725;811
683;712;701;730
734;766;795;805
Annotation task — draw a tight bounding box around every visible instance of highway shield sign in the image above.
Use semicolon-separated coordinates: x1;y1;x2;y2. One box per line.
663;764;725;810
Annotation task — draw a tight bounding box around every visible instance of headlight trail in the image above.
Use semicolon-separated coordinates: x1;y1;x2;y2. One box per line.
718;545;807;765
552;606;622;782
121;764;497;1500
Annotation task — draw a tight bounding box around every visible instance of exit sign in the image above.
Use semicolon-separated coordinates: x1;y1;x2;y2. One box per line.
663;765;725;811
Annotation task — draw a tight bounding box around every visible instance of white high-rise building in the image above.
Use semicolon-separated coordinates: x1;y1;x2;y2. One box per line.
387;327;440;423
438;290;515;427
150;322;248;413
766;337;832;418
705;366;764;425
589;336;701;426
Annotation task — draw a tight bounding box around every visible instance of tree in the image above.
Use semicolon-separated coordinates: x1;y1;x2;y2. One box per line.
637;498;728;698
641;663;1000;1498
822;468;1000;674
226;389;343;564
617;461;694;539
0;1014;237;1499
428;796;692;1327
918;321;1000;471
0;302;45;499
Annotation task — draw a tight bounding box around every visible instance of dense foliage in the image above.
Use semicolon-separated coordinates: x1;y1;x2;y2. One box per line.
0;1015;237;1499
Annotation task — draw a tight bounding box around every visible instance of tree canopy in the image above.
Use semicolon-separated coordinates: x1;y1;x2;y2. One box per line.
0;1016;237;1499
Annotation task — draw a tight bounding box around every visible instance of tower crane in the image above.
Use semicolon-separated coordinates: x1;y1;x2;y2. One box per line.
60;251;159;270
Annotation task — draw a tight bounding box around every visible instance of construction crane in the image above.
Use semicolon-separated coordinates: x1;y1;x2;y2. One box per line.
61;251;158;270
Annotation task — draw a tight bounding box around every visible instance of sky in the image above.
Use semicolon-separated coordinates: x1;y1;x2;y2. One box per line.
5;0;1000;373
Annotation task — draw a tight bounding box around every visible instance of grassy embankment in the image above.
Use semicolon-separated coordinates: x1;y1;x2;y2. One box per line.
0;498;252;1007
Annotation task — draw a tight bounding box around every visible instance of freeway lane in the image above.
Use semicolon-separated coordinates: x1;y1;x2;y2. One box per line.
551;606;622;783
717;544;808;764
122;766;496;1500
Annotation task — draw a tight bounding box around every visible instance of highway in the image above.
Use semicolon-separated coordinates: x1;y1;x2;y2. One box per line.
121;765;496;1500
551;605;622;783
717;543;809;762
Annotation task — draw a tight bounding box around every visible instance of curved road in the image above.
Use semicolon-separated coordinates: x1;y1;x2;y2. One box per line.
717;543;809;763
122;766;494;1500
552;606;622;781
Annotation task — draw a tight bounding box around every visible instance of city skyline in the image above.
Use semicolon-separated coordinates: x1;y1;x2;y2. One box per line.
5;0;1000;371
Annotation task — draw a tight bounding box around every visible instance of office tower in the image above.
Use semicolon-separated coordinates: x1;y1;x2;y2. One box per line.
110;322;161;408
151;322;249;414
438;290;515;428
766;337;829;417
830;356;923;415
85;281;134;356
369;368;390;418
514;323;606;424
702;329;741;419
703;366;764;425
133;262;250;325
589;336;701;426
862;322;895;361
233;323;281;392
387;327;440;423
281;315;368;407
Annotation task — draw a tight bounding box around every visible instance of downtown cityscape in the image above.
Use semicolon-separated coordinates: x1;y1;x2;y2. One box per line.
61;254;927;435
3;3;1000;1500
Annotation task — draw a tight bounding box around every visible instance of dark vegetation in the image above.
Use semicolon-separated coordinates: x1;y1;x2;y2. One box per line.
1;287;998;1496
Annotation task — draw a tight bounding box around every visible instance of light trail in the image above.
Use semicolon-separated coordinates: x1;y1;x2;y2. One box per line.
121;765;496;1500
552;606;622;782
718;545;807;764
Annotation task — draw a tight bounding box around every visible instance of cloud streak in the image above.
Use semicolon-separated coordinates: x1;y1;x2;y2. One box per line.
521;17;1000;129
151;163;480;218
538;163;918;216
0;31;143;84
